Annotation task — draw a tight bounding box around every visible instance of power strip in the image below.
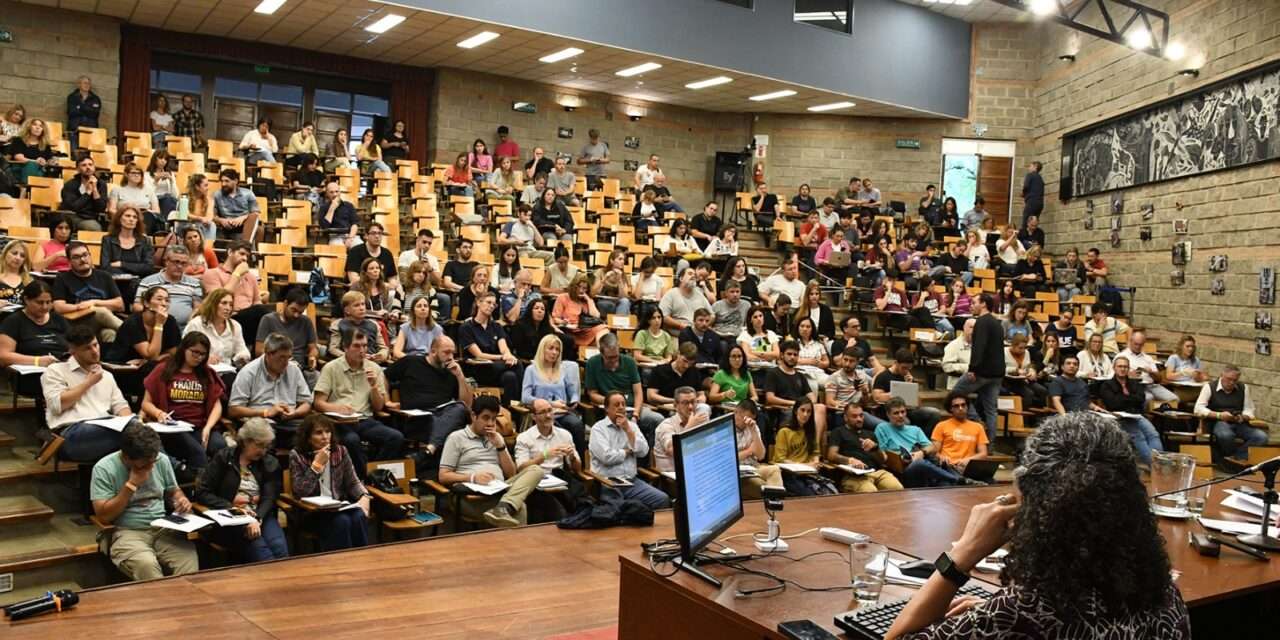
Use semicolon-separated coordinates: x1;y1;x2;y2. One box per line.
754;537;790;553
820;527;867;545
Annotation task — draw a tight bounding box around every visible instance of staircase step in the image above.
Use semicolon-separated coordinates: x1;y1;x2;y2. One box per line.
0;496;54;526
0;580;83;606
0;447;76;486
0;514;100;574
0;429;13;449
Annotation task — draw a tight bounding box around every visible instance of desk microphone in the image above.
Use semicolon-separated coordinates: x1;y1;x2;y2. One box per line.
1246;455;1280;474
4;590;79;620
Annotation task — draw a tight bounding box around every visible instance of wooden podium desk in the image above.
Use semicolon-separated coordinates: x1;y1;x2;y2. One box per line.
618;485;1280;639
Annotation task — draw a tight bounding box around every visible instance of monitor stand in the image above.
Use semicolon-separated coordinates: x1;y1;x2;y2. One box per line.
672;556;722;588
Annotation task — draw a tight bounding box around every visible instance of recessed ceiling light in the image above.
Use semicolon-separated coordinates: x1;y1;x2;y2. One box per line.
685;76;733;90
365;14;405;34
457;31;500;49
539;47;584;63
615;62;662;77
254;0;286;14
749;89;797;102
808;101;856;112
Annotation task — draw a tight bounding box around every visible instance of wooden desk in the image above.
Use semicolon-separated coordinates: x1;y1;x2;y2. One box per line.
6;486;1279;638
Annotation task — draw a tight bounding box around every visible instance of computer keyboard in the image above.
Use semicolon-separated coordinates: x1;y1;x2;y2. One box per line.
833;584;993;639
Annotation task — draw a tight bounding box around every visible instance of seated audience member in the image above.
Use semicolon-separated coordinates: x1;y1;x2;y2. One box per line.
590;248;632;317
711;280;752;341
61;155;110;230
931;393;991;480
183;175;219;243
1039;332;1065;380
1165;335;1209;383
731;400;783;498
185;289;250;370
200;239;268;337
438;394;545;528
630;257;665;313
994;225;1025;275
193;418;287;563
763;340;826;440
857;177;882;204
524;146;553;180
344;222;399;289
710;345;757;405
1195;365;1266;463
394;293;443;360
961;195;990;231
515;397;582;521
750;182;779;235
239;118;277;165
1002;300;1041;347
653;386;711;472
454;264;495;323
33;215;73;273
42;325;135;461
646;173;682;213
358;131;393;177
758;255;805;308
288;415;370;550
350;257;402;331
1018;215;1046;249
135;246;203;328
814;226;854;294
941;318;974;390
1084;246;1109;294
631;189;661;236
1097;356;1164;465
521;335;586;455
793;316;830;388
871;348;944;431
315;181;359;244
398;228;441;274
634;307;677;365
0;281;69;397
290;156;326;207
633;153;662;191
100;207;157;280
313;328;405;476
835;176;866;210
910;276;954;337
647;342;709;409
1084;304;1127;355
1049;354;1094;414
1045;308;1079;356
659;267;713;332
229;333;313;445
553;274;609;349
824;348;878;428
500;204;555;266
1115;330;1178;405
1013;245;1049;298
387;335;472;461
255;288;319;385
586;334;664;442
738;305;780;367
108;165;161;233
720;256;759;303
763;294;794;338
589;391;672;510
508;297;566;360
1055;247;1087;302
874;398;962;488
964;228;990;271
211;169;260;237
486;155;521;202
769;398;837;496
5;117;54;185
689;201;723;251
825;404;903;493
830;316;880;373
458;291;522;402
90;423;197;581
521;173;548;208
53;241;125;342
794;280;835;338
533;186;575;243
678;308;723;366
324;129;351;171
934;241;972;287
885;413;1192;639
327;291;389;362
1005;334;1048;409
140;332;225;469
175;225;218;277
546;155;578;207
112;286;181;377
665;219;701;274
1077;333;1114;381
704;224;739;260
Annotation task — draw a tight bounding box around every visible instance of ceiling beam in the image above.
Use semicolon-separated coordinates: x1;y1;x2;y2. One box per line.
988;0;1171;58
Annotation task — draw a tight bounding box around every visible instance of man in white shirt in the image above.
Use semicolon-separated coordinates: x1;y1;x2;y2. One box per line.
497;204;554;265
1115;330;1178;405
633;154;663;190
42;325;136;462
653;387;710;473
995;226;1025;274
758;255;806;307
1194;365;1267;462
941;318;975;390
238;118;278;165
514;398;581;521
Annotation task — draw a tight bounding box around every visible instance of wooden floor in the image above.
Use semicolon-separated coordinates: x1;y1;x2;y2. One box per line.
5;484;1278;638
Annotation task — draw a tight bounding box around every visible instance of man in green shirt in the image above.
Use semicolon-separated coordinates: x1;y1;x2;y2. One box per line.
90;423;198;581
584;333;663;443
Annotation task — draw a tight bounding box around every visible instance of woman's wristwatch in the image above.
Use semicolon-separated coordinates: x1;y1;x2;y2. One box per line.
934;552;970;588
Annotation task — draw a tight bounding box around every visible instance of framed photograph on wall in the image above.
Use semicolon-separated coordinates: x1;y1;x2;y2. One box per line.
1211;277;1226;296
1261;267;1276;305
1173;219;1188;234
1171;269;1185;286
623;136;640;149
1209;255;1229;272
1255;311;1272;331
623;159;639;171
1110;192;1124;214
1256;337;1271;356
557;127;574;139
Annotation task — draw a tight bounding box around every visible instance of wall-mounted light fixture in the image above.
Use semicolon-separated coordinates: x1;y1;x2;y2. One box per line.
629;115;642;122
1058;54;1076;62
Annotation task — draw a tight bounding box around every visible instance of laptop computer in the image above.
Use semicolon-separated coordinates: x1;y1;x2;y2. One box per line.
889;380;919;408
962;458;1001;482
826;249;852;267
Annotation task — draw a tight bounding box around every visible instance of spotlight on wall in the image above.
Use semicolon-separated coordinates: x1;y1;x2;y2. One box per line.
563;106;576;112
629;115;642;122
1178;68;1200;78
1058;54;1076;62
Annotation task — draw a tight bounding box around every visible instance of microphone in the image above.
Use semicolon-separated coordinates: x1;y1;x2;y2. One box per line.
1246;455;1280;474
4;590;79;620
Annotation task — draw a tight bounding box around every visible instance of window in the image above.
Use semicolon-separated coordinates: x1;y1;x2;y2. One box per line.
350;114;377;154
353;94;389;116
314;89;352;112
259;83;303;106
794;0;853;35
214;77;259;100
153;70;202;94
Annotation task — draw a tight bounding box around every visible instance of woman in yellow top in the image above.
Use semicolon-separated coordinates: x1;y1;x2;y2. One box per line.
357;129;391;175
769;398;837;496
284;121;320;168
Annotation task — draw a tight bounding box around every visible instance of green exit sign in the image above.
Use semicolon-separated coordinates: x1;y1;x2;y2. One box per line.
253;64;271;74
895;138;921;149
0;29;13;44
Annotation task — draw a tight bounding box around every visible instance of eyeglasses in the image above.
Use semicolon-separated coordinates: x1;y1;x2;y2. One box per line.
70;252;91;261
950;402;967;409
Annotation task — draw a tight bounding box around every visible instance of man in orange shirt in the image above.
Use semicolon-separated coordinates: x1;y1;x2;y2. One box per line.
931;391;989;476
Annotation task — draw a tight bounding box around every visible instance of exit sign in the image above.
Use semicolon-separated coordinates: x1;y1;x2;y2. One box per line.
895;138;921;150
253;64;271;74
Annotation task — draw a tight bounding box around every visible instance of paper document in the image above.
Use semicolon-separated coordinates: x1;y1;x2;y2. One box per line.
1197;517;1280;538
660;471;677;481
204;509;258;527
461;480;509;495
150;513;213;533
537;475;568;490
397;408;433;417
146;420;194;434
777;463;817;474
838;464;874;476
210;362;237;374
738;465;759;478
301;496;349;509
1112;411;1144;419
885;560;927;586
9;364;46;375
1222;489;1280;524
87;415;134;432
324;411;363;420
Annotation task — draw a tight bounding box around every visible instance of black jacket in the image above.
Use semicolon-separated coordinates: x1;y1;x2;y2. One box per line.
969;313;1005;378
100;234;157;277
60;176;109;221
533;200;574;234
67;90;102;131
1022;171;1044;205
194;445;282;522
1098;376;1146;414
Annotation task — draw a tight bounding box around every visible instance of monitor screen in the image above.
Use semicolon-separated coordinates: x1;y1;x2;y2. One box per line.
673;413;743;561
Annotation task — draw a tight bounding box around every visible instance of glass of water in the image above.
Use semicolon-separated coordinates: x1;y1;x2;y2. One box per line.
1151;452;1196;516
1186;482;1211;515
850;541;888;606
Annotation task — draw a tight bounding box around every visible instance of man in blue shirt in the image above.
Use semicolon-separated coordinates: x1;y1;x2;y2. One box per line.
873;398;963;488
212;168;260;238
589;391;670;510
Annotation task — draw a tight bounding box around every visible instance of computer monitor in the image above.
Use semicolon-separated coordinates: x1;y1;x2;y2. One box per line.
671;413;743;585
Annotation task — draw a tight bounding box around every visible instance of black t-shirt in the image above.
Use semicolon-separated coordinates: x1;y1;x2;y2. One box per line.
52;269;121;304
458;318;507;356
382;132;408;162
525;157;553;177
1046;323;1080;355
295;169;325;189
647;363;705;400
111;313;180;362
831;336;873;366
344;243;396;278
872;368;907;393
827;425;882;469
387;356;459;410
765;367;810;401
690;214;723;239
444;260;477;289
0;311;69;358
752;193;779;214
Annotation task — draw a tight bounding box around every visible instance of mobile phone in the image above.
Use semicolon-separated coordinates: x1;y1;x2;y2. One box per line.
777;620;838;640
163;514;187;524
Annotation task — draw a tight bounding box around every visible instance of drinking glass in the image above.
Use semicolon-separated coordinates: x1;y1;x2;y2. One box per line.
850;541;888;606
1151;452;1196;515
1186;482;1210;515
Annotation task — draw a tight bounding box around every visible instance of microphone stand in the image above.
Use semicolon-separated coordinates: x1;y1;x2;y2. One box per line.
1237;464;1280;551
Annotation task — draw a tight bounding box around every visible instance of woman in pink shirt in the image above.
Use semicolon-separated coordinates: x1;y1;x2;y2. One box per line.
551;274;609;348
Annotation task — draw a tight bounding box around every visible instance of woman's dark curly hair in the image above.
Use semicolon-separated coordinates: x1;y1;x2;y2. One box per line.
1003;412;1174;619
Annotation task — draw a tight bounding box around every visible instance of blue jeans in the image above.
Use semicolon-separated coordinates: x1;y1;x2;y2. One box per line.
596;297;631;318
338;418;405;477
950;374;1002;442
933;317;955;336
316;508;368;551
901;458;962;488
245;150;275;165
610;481;670;510
59;421;126;462
1212;420;1268;460
206;516;288;562
160;431;208;469
1057;285;1081;302
1119;416;1163;464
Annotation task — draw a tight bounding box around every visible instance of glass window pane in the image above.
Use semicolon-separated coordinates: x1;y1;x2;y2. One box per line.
314;89;352;112
214;77;258;100
795;0;853;35
155;70;202;94
353;94;389;116
259;83;303;106
350;114;375;154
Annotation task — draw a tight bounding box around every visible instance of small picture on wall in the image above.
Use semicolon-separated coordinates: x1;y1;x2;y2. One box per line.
1110;216;1121;231
1084;215;1094;230
1209;255;1229;272
1110;228;1121;248
1261;267;1275;305
623;136;640;149
623;159;639;171
1255;311;1272;331
1141;203;1154;220
1086;199;1095;214
1171;241;1190;265
1173;219;1188;234
1140;226;1152;241
557;127;574;139
1210;277;1226;295
1110;192;1124;214
1256;337;1271;356
1171;269;1185;286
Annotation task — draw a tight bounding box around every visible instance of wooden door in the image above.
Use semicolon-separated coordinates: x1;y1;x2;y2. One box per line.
215;98;256;144
261;104;301;150
978;156;1012;228
313;109;350;153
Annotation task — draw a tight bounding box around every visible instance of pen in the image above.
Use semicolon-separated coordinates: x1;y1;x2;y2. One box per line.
1207;534;1269;561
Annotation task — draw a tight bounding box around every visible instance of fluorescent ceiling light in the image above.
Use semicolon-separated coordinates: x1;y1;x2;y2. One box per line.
808;101;856;112
1126;27;1152;50
1029;0;1057;16
615;62;662;77
539;47;584;63
685;76;733;90
457;31;500;49
365;14;405;34
749;89;797;102
254;0;287;14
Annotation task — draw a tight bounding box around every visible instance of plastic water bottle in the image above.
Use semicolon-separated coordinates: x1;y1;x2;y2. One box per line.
176;195;189;221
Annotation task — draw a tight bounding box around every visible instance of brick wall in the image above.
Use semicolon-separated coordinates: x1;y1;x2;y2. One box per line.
1034;0;1280;424
0;1;120;138
429;68;753;208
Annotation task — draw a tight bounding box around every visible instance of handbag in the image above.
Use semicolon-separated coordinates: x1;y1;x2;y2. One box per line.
366;468;408;521
578;312;603;328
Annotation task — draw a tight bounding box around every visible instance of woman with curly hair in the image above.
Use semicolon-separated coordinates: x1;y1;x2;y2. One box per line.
887;412;1190;639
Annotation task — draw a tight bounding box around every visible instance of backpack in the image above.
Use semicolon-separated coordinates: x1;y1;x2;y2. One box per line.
308;266;330;305
366;468;408;521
